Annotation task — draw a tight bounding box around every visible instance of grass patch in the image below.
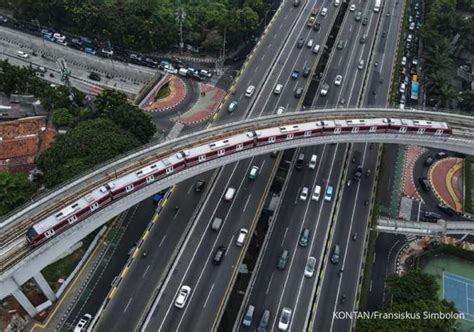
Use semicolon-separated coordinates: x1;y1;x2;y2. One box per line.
465;158;473;214
358;145;387;311
155;82;170;100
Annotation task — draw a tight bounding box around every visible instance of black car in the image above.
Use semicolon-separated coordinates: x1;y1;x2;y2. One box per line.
194;180;206;192
303;66;311;77
436;152;447;159
294;87;303;98
88;72;101;81
213;246;226;265
418;177;431;191
70;38;83;50
437;204;455;216
313;22;321;31
424;156;434;166
297;38;305;48
362;17;368;25
422;211;442;222
353;166;363;181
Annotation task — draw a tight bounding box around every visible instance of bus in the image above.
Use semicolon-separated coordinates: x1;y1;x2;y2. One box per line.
374;0;382;12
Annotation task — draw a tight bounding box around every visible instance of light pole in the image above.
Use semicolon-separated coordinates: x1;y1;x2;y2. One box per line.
176;7;186;54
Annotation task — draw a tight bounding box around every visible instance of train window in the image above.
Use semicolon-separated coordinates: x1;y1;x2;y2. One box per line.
351;127;360;133
126;184;134;192
68;215;78;224
399;127;407;133
268;137;276;143
198;155;206;162
417;128;425;134
218;149;225;156
334;128;341;134
435;129;443;135
146;175;155;183
45;229;56;238
304;131;311;137
286;133;294;140
369;126;377;132
236;143;244;151
90;202;99;211
166;167;174;174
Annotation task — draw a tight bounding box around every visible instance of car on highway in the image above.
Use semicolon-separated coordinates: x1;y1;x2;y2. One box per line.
312;44;321;54
309;154;317;169
324;185;333;202
362;17;369;25
274;83;283;94
175;285;191;308
245;85;255;97
312;185;321;201
291;70;300;79
297;38;305;48
307;39;314;48
17;51;29;58
331;244;340;264
224;187;236;201
294;87;303;98
257;310;270;332
360;34;367;44
436;151;447;159
277;250;290;270
278;307;292;331
293;0;300;6
334;74;343;86
295;153;305;169
357;59;365;70
353;165;363;181
337;40;346;50
320;8;328;16
211;217;223;231
418;177;431;191
303;66;311;77
74;313;92;332
228;101;238;113
213;246;227;265
304;257;317;278
194;180;206;192
349;4;356;11
313;22;321;31
299;228;310;247
320;83;329;96
277;106;285;114
236;228;248;247
242;305;255;327
355;11;362;21
300;187;309;201
249;165;259;180
424;156;434;166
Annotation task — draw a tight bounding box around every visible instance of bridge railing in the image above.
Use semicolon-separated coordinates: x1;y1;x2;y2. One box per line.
1;107;472;227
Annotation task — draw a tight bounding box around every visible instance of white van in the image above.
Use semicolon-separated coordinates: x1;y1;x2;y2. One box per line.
312;44;321;54
309;154;317;169
236;228;248;247
224;187;236;201
312;185;321;201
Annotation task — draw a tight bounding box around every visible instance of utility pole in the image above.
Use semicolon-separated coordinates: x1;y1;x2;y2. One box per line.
176;7;185;54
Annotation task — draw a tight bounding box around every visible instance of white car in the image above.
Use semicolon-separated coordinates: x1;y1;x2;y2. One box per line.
53;33;66;42
320;83;329;96
401;56;407;66
277;106;285;114
278;307;292;331
274;83;283;94
334;75;343;86
409;22;415;30
304;257;316;278
312;185;321;201
17;51;29;58
175;285;191;308
74;314;92;332
300;187;309;201
245;85;255;97
321;8;328;16
399;83;406;94
349;4;356;11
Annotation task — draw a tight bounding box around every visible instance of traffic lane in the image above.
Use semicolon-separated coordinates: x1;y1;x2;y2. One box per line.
143;161;251;330
311;143;374;331
94;176;213;331
178;160;273;332
217;0;318;120
239;144;342;331
236;145;329;331
276;144;347;332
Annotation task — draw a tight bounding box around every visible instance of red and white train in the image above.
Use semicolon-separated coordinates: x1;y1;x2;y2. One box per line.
27;117;450;245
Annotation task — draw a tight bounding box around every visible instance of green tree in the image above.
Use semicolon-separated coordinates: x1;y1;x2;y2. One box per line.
37;119;140;187
458;91;474;113
385;270;439;303
52;108;79;128
0;171;35;216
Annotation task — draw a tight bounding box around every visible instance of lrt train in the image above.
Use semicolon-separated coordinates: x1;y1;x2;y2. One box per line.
26;118;451;246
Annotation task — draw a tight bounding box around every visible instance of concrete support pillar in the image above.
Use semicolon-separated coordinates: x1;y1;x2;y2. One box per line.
12;289;38;317
34;272;57;302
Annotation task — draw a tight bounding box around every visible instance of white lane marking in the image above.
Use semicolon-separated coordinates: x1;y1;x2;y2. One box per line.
243;194;252;212
159;235;167;247
369;280;373;292
187;184;193;194
266;273;274;295
203;283;215;308
143;265;151;278
282;227;289;245
124;297;133;313
373;252;376;264
227;236;234;255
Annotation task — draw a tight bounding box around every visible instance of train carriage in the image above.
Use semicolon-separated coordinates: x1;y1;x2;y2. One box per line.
255;121;322;145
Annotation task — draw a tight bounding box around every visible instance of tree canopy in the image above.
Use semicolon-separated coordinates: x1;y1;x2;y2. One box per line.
0;171;35;215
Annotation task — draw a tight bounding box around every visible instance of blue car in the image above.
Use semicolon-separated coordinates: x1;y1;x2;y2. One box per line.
324;185;333;202
291;70;300;79
83;47;97;55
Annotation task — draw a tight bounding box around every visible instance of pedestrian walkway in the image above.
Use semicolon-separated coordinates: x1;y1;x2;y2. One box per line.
401;145;425;201
429;158;464;212
386;145;406;218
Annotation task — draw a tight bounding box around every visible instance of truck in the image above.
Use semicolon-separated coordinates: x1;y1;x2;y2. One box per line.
307;7;318;27
411;80;419;101
178;68;188;76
